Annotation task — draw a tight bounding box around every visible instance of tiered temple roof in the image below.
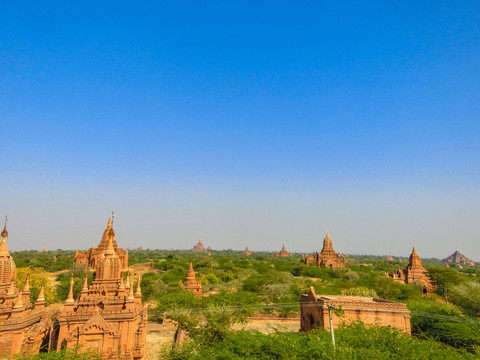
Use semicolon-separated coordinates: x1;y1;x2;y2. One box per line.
55;234;147;359
74;215;129;272
0;223;51;357
302;233;345;269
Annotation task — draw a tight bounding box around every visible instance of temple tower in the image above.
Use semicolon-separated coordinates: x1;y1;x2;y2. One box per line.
74;215;129;271
388;247;433;293
55;225;147;359
0;222;51;357
302;232;345;269
182;258;202;298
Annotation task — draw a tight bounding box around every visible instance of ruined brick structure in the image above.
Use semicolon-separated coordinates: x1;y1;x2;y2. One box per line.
274;244;290;257
181;258;202;298
54;235;147;359
387;247;433;293
242;246;251;256
0;224;52;358
300;287;411;333
74;216;129;272
302;233;345;269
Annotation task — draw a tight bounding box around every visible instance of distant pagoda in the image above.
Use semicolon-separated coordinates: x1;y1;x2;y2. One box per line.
242;246;252;256
274;244;290;257
302;233;345;269
442;251;475;267
387;247;433;293
190;239;207;253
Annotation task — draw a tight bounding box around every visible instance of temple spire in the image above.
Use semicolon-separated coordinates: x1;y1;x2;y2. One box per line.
8;280;15;295
127;278;135;302
186;257;195;277
13;291;24;309
119;276;125;291
23;278;30;293
65;277;74;304
321;232;334;253
81;274;88;293
0;217;9;253
125;273;131;289
1;217;8;239
408;246;422;268
35;285;46;308
135;276;142;297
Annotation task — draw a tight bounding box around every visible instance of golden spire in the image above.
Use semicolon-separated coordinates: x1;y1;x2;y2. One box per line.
1;216;7;239
107;230;115;252
0;217;9;253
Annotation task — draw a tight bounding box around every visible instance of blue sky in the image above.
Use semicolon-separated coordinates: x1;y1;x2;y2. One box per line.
1;2;479;258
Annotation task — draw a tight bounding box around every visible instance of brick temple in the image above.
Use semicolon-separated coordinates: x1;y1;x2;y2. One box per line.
300;287;411;333
387;247;433;293
302;233;345;269
190;239;208;253
274;244;290;257
54;234;147;359
0;224;52;357
242;246;252;255
74;215;129;272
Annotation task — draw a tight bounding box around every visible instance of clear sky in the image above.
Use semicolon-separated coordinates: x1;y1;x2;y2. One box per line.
1;1;479;259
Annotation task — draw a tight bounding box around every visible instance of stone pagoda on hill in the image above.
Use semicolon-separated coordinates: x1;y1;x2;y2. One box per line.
74;215;129;272
387;247;433;293
181;258;202;298
274;244;290;257
54;234;147;359
0;223;52;357
242;246;252;255
190;239;207;253
302;233;345;269
443;251;475;267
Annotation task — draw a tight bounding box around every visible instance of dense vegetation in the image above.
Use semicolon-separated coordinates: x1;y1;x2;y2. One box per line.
162;324;477;359
10;249;480;358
